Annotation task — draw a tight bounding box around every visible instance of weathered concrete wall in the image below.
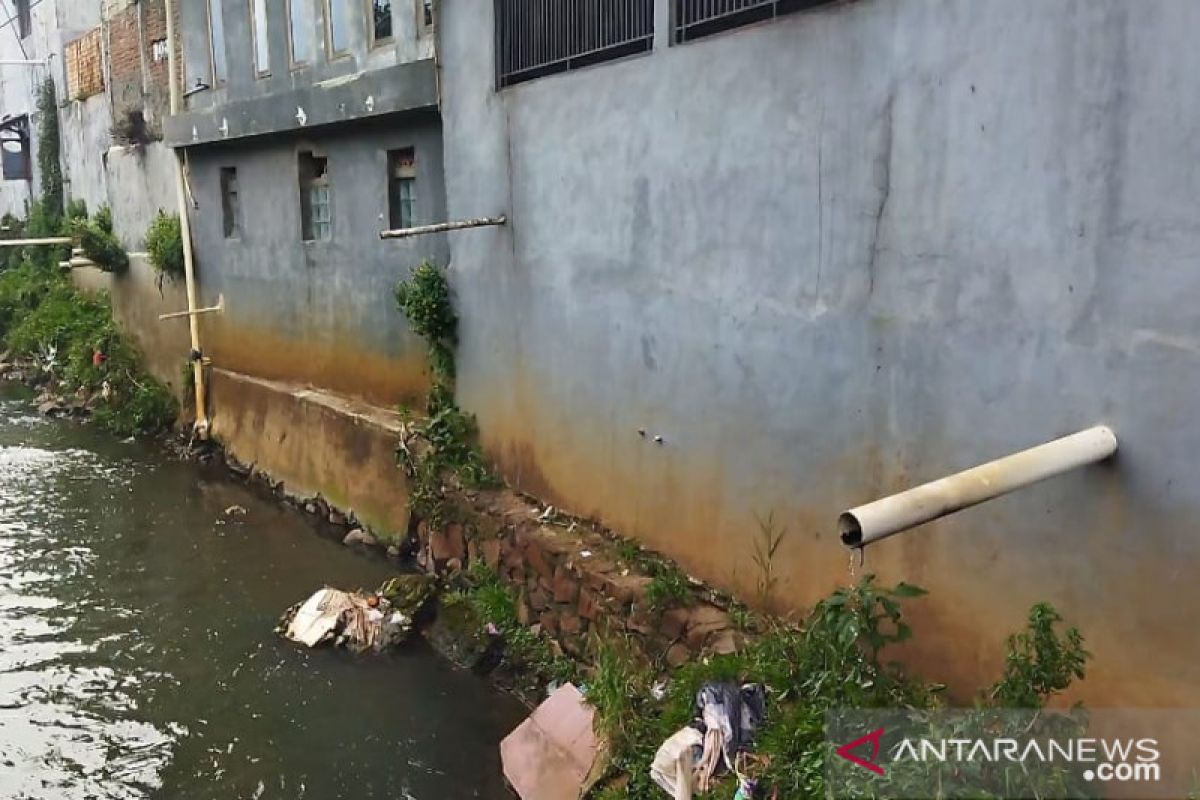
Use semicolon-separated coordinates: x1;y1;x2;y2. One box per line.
186;113;447;406
207;368;412;540
72;256;193;394
440;0;1200;708
104;143;178;250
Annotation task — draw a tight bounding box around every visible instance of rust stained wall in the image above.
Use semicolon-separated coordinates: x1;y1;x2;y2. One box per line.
207;369;411;540
440;0;1200;712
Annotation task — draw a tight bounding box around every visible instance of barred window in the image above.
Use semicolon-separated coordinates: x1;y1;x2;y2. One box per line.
495;0;654;89
674;0;837;44
299;152;332;242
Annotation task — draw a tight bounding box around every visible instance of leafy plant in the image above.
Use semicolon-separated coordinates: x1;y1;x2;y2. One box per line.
36;79;63;221
144;211;185;280
73;206;128;274
988;602;1089;708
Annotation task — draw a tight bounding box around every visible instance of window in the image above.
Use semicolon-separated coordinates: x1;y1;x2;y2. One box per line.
419;0;433;30
372;0;392;43
288;0;311;65
387;149;416;230
208;0;228;84
0;117;31;181
325;0;350;55
298;152;331;241
13;0;30;39
220;168;240;238
673;0;837;44
250;0;271;76
495;0;653;88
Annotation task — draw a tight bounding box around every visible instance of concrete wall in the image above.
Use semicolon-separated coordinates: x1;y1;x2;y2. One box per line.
439;0;1200;708
72;256;193;393
186;112;447;406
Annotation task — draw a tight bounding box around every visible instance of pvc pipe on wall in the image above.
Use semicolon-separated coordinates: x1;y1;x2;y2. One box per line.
839;426;1118;549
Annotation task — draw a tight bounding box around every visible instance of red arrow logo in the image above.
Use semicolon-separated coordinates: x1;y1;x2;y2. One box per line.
836;728;886;775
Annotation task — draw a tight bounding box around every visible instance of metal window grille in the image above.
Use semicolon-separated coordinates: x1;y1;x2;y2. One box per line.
674;0;836;43
495;0;654;88
311;187;332;240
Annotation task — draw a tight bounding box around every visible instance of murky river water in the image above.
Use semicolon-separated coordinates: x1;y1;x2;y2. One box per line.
0;383;524;799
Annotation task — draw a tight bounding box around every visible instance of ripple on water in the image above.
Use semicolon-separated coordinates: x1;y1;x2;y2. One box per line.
0;443;176;799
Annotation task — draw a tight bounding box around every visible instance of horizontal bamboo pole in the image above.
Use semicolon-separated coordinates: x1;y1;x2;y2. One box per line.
0;237;73;247
379;215;506;240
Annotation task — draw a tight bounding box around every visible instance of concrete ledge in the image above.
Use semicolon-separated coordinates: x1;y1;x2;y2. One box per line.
208;368;411;541
164;59;438;148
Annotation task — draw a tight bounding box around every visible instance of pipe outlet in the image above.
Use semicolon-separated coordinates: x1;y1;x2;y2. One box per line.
839;425;1118;549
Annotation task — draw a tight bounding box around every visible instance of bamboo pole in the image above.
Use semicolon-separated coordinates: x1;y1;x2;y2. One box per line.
164;0;209;434
379;215;506;240
0;237;73;246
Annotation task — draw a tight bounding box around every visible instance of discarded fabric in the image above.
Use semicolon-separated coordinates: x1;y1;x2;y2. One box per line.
651;682;766;797
279;586;414;652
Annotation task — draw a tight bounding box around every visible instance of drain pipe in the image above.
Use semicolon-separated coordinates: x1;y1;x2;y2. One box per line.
164;0;209;435
839;426;1118;549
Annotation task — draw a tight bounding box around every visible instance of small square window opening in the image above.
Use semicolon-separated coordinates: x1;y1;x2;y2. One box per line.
373;0;393;44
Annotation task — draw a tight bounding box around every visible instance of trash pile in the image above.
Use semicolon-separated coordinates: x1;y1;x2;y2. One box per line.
277;575;436;653
650;682;766;799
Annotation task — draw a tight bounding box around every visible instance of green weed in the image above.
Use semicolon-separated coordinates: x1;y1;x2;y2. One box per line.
144;211;185;280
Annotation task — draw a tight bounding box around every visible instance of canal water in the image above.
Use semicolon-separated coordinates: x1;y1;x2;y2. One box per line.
0;383;524;799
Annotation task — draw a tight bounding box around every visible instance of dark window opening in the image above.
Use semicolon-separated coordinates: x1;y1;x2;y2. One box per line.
673;0;837;44
0;117;31;181
14;0;30;39
220;167;240;238
387;148;416;231
495;0;654;89
373;0;393;42
421;0;433;29
298;152;331;242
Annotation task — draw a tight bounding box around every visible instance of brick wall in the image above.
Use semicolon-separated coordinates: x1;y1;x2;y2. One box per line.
106;0;176;140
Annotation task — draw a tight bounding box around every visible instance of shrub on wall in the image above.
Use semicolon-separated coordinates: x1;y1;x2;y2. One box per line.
73;205;128;274
144;211;185;280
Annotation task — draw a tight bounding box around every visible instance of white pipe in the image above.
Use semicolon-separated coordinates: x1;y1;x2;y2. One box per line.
0;59;46;66
164;0;209;435
839;426;1118;549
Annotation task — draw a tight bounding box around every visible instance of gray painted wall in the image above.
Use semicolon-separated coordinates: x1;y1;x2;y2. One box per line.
439;0;1200;707
179;0;434;121
186;111;447;403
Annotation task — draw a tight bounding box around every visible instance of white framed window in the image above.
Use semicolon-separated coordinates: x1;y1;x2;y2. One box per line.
208;0;228;84
325;0;351;56
299;152;331;242
288;0;311;66
250;0;271;77
387;148;416;230
371;0;393;46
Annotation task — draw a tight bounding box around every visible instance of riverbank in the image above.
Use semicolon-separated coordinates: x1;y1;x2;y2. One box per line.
0;252;1098;799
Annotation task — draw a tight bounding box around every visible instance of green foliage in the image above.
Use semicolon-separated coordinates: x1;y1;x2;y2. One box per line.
394;261;495;526
73;206;128;274
0;255;176;437
587;577;1091;799
452;562;579;692
988;602;1090;708
144;211;185;280
36;79;63;220
395;261;457;351
645;563;691;611
65;198;89;223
